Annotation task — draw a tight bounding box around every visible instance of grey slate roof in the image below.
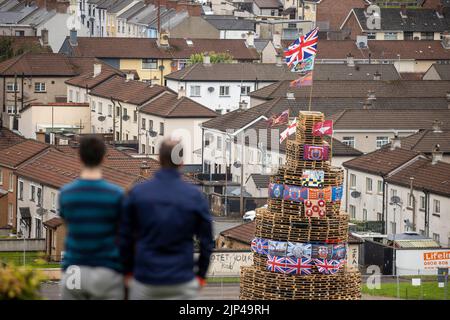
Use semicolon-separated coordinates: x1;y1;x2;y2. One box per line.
204;15;255;31
249;174;270;188
431;63;450;80
117;1;146;20
352;8;450;32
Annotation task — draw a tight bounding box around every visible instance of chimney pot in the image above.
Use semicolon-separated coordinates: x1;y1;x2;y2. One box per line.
203;53;211;65
273;32;281;49
373;71;381;81
178;86;186;99
140;160;152;178
432;120;443;133
432;144;443;165
93;64;102;77
69;28;78;46
246;31;255;48
347;53;355;67
390;134;401;150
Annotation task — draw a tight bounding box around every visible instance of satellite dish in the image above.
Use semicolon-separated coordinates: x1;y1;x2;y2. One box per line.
122;115;130;121
233;161;242;168
36;208;47;216
208;87;214;92
148;130;158;137
404;219;414;230
98;116;106;122
350;191;361;198
390;196;401;205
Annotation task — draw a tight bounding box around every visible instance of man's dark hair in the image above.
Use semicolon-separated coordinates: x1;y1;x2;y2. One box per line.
79;135;106;168
159;139;183;169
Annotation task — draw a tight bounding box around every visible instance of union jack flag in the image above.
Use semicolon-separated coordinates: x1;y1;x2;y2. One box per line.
284;257;313;275
314;259;340;275
284;27;319;69
251;238;259;253
256;238;269;255
266;255;287;273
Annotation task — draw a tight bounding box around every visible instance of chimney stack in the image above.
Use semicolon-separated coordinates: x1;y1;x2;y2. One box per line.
367;90;376;101
373;71;381;81
446;92;450;109
158;30;170;47
442;32;450;49
239;100;248;110
140;160;152;178
273;32;281;49
125;73;134;81
390;134;401;150
432;120;443;133
346;53;355;67
69;28;78;46
432;144;443;165
275;54;283;66
178;86;186;99
246;31;255;48
93;63;102;77
203;53;211;66
41;28;49;46
36;129;46;143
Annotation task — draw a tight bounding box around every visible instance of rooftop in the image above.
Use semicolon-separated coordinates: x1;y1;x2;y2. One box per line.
204;15;255;31
61;37;260;61
0;52;117;77
343;147;422;176
331;109;450;131
165;63;297;81
398;129;450;154
65;68;124;89
0;139;49;168
140;91;218;118
386;157;450;198
0;127;25;151
89;75;168;105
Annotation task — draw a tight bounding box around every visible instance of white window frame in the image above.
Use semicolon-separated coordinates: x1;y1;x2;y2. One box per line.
349;173;356;189
376;136;389;149
342;136;355;148
34;82;46;93
142;58;158;69
349;205;356;220
6;82;18;92
8;203;13;225
240;86;251;95
433;199;440;214
0;169;3;185
377;180;383;195
366;177;373;193
8;173;13;192
190;85;201;97
219;86;230;97
18;179;24;200
98;102;103;114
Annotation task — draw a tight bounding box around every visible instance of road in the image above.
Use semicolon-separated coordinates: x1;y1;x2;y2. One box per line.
40;282;397;300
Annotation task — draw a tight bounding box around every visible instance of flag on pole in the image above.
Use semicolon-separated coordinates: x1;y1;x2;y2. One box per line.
312;120;333;136
267;109;289;127
280;119;298;143
290;71;314;88
292;56;315;73
284;27;319;70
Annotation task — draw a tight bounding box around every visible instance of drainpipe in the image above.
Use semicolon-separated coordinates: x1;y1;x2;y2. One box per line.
21;73;24;112
424;190;430;237
110;97;116;145
345;168;349;212
117;101;123;141
409;177;416;232
382;177;387;234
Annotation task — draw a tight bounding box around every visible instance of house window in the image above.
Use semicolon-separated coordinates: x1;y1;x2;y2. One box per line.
108;105;112;117
35;218;42;238
217;136;222;150
241;86;251;95
384;32;398;40
141;144;146;154
366;177;373;193
376;136;389;149
141;118;146;130
349;173;356;189
34;82;46;92
391;188;397;198
133;110;137;123
376;212;382;221
18;180;23;200
421;32;434;40
8;204;13;225
142;58;157;69
377;180;383;194
419;196;425;210
36;187;42;207
8;173;13;192
92;101;96;112
219;86;230;96
15;30;25;36
404;31;413;40
76;91;80;102
367;32;376;40
190;85;201;97
342;136;355;148
69;90;73;102
159;122;164;136
6;82;18;92
363;209;368;221
51;192;56;210
407;193;412;207
149;120;153;131
116;106;120;117
6;106;15;114
433;233;440;244
433;199;440;214
98;102;103;114
349;205;356;220
30;185;36;202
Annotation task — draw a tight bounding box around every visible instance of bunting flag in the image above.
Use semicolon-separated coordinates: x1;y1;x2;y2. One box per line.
331;186;343;201
292;56;315;73
267;110;289;127
251;238;259;253
304;199;326;218
280;119;298;143
284;27;319;69
308;187;332;201
303;145;329;161
314;259;341;275
266;255;287;273
312;120;333;136
268;183;284;199
268;240;288;256
287;242;312;259
283;185;308;203
284;257;313;275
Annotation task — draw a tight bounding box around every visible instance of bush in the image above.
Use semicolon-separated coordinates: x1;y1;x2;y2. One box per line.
0;264;46;300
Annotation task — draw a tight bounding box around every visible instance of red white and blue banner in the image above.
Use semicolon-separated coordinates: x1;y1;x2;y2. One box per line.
303;145;329;161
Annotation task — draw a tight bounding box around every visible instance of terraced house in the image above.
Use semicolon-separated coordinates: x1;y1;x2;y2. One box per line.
59;31;260;84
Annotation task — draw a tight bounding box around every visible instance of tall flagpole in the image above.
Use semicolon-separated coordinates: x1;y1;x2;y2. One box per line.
308;72;314;112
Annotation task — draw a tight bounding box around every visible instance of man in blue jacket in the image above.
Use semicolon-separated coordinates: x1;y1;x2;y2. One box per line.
120;139;214;300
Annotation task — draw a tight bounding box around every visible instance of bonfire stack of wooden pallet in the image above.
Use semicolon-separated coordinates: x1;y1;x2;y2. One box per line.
240;111;361;300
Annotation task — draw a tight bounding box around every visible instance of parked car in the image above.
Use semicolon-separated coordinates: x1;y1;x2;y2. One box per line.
243;210;256;222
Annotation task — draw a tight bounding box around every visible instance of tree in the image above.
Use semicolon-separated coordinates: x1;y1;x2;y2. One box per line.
188;52;234;65
0;38;14;62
